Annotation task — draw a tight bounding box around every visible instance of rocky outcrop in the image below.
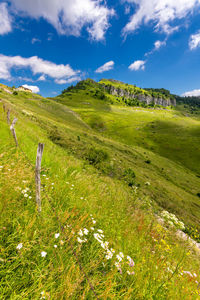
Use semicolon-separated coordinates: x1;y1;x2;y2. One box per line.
101;84;176;107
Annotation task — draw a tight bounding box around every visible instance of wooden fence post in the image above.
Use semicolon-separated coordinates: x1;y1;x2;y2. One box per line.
7;109;10;124
10;118;18;147
35;143;44;213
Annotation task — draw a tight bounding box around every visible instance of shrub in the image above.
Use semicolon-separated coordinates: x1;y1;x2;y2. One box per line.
85;148;109;165
145;160;151;164
197;193;200;198
13;91;18;95
123;168;136;187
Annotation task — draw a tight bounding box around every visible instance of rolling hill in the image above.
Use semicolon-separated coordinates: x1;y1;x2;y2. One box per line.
1;79;200;299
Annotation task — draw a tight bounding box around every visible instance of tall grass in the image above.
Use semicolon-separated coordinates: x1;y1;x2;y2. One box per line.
1;102;200;299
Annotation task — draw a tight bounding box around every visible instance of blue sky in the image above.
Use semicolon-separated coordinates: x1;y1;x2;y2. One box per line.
1;0;200;97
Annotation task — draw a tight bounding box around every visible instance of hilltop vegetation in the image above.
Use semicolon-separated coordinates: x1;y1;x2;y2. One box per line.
62;79;175;108
1;80;200;298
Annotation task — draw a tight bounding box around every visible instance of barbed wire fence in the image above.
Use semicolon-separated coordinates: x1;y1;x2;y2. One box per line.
1;102;100;300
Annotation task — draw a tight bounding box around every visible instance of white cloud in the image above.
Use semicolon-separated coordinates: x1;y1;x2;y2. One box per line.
0;54;79;81
123;0;200;35
22;84;40;93
54;79;67;84
189;30;200;50
181;89;200;97
154;40;166;50
31;37;41;44
95;61;114;73
129;60;145;71
55;76;82;84
0;3;12;35
37;74;46;81
10;0;115;41
145;39;167;56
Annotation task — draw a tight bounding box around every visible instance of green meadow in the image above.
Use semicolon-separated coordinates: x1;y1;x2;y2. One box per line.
1;80;200;299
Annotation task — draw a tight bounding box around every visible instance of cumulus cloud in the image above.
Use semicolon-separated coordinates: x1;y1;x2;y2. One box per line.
22;84;40;93
0;54;79;81
10;0;115;41
182;89;200;97
123;0;200;35
0;3;12;35
189;30;200;50
95;61;114;73
129;60;145;71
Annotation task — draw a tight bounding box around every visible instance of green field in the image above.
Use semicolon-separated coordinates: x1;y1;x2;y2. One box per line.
1;80;200;299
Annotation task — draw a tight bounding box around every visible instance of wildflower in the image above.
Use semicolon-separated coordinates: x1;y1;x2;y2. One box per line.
127;256;135;267
42;174;46;177
24;194;28;197
127;271;135;275
60;240;64;245
101;242;106;249
116;255;122;262
66;182;69;184
80;197;84;200
77;237;87;243
105;250;113;260
41;251;47;257
83;228;89;235
100;241;109;250
54;245;57;248
90;227;94;230
77;237;83;243
119;252;124;258
40;291;46;299
0;166;3;169
55;233;60;239
78;229;83;236
194;273;197;278
51;183;54;185
71;184;74;187
16;243;23;250
29;196;32;199
94;233;103;243
92;220;96;224
183;271;193;277
115;262;122;274
97;229;103;233
110;248;115;253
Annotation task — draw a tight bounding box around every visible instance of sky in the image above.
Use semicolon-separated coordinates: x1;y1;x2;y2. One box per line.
0;0;200;97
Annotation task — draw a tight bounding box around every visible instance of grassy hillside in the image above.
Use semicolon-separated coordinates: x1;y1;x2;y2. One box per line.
1;82;200;298
55;80;200;227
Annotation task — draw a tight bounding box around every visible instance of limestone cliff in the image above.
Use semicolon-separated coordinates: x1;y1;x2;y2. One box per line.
100;83;176;107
